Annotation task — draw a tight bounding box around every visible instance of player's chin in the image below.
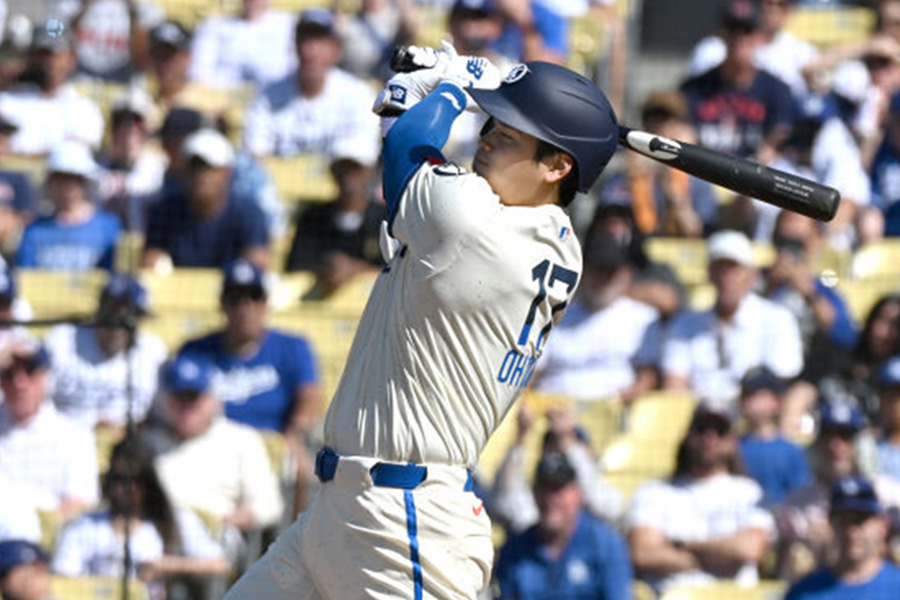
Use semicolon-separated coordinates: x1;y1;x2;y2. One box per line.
472;155;488;177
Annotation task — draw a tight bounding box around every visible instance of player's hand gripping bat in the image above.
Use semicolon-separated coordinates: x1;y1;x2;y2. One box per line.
388;46;841;222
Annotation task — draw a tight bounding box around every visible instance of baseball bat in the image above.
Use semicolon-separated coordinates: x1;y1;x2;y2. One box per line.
388;46;841;222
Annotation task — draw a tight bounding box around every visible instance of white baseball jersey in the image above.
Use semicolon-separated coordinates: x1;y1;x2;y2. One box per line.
324;161;582;468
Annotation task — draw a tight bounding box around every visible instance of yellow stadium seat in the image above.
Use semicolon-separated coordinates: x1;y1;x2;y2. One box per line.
140;269;223;313
837;277;900;324
688;283;715;311
94;425;126;476
786;6;875;48
269;271;318;311
19;270;108;318
140;311;223;351
602;470;652;502
262;155;337;205
51;576;150;600
574;399;623;455
476;401;550;487
0;154;46;185
602;435;678;477
37;509;63;554
633;580;657;600
850;240;900;279
114;233;144;273
625;391;696;441
661;580;787;600
646;238;708;286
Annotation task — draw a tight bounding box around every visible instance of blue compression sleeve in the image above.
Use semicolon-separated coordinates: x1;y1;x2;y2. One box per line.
382;82;468;221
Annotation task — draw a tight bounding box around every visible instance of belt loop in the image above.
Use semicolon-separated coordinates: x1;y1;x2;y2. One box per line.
315;447;340;482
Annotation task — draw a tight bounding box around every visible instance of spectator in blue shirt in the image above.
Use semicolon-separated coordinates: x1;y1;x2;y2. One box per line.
16;141;121;270
738;367;811;507
179;259;321;511
785;476;900;600
0;114;36;262
142;128;270;269
495;453;632;600
876;357;900;483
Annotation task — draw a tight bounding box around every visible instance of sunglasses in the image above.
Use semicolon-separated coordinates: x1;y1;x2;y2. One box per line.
222;288;266;304
691;419;731;437
0;360;43;380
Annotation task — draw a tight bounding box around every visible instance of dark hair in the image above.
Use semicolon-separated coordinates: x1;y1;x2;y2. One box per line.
855;293;900;365
534;139;579;208
104;436;182;554
670;425;744;480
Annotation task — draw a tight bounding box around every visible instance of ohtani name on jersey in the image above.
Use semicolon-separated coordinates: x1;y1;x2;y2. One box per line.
496;349;537;389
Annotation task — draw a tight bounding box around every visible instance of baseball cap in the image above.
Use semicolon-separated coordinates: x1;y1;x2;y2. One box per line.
740;366;787;397
181;128;235;168
164;353;215;395
690;403;734;434
221;259;268;296
707;230;755;267
46;141;98;181
329;135;379;168
534;453;577;490
832;61;871;106
150;21;191;52
157;108;204;140
111;89;153;123
877;355;900;388
819;402;867;433
0;339;51;373
452;0;497;16
0;540;48;577
830;476;882;516
720;0;762;32
31;19;72;52
641;90;688;126
100;274;150;316
296;8;337;39
583;234;631;270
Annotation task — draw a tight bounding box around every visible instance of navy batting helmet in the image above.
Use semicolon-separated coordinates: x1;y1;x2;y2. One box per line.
468;62;618;192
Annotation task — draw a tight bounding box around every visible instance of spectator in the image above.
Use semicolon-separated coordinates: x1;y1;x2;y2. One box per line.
628;405;775;594
0;540;54;600
0;265;35;350
680;0;795;161
49;0;165;82
284;147;386;291
596;90;719;237
0;114;36;260
0;474;42;543
143;128;270;269
490;405;624;534
0;340;99;520
876;356;900;481
533;233;661;403
242;9;380;160
336;0;419;81
775;402;900;579
189;0;297;91
490;0;571;64
143;353;284;534
0;24;104;154
96;90;166;231
494;453;632;600
52;437;229;595
146;21;230;132
688;0;818;98
785;476;900;600
737;367;812;508
45;275;167;431
16;141;120;270
662;230;803;410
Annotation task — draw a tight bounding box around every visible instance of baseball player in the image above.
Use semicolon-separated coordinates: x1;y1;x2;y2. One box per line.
223;45;618;600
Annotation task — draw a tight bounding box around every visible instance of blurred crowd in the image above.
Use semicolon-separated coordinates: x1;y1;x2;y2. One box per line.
1;0;900;599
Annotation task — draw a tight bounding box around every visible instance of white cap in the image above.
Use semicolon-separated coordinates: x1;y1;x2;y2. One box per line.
181;128;235;168
111;88;153;120
47;140;98;180
330;134;379;168
707;230;754;266
832;60;870;105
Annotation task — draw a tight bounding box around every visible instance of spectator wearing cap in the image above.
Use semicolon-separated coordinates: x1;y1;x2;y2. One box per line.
146;21;230;132
284;144;387;291
738;366;811;508
16;141;121;270
595;90;719;238
96;90;167;231
688;0;817;98
662;230;803;410
0;473;42;543
0;23;104;154
0;340;99;520
189;0;297;91
775;402;900;580
180;259;321;510
494;453;632;600
44;274;167;431
785;476;900;599
533;232;661;403
242;9;380;161
0;539;54;600
868;92;900;237
876;356;900;483
48;0;165;83
143;128;270;269
680;0;795;163
142;353;283;534
628;405;775;594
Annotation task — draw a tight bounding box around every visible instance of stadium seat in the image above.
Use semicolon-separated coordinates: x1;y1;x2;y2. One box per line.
0;154;46;185
646;238;708;287
574;399;623;455
624;391;696;441
19;270;107;318
687;283;715;311
660;580;787;600
633;580;657;600
113;233;145;273
268;271;318;311
837;277;900;324
37;509;63;554
140;269;224;313
601;435;678;478
262;155;337;206
786;6;875;48
140;311;223;351
51;576;149;600
94;425;126;476
850;240;900;279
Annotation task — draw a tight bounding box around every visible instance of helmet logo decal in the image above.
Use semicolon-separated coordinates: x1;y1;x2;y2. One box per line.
504;64;529;84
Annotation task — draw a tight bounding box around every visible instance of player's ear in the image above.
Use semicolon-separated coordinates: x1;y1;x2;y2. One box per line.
544;152;574;186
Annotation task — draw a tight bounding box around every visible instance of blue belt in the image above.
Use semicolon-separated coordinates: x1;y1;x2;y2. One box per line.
315;447;473;491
